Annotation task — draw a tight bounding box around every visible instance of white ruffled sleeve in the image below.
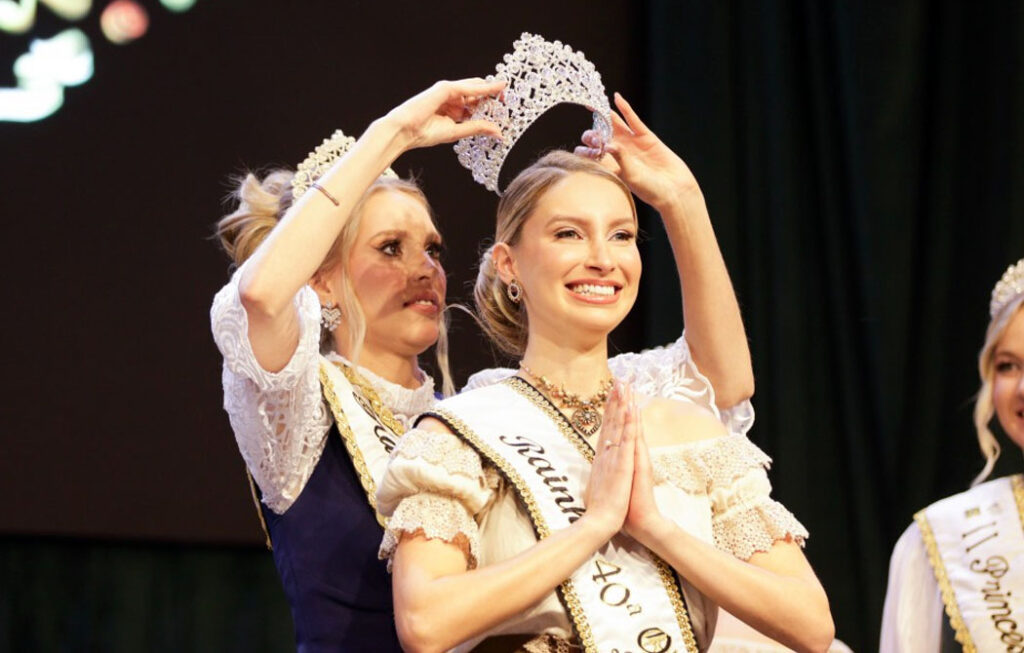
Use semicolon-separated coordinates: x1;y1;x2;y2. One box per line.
609;333;755;437
210;264;331;515
879;523;944;652
462;366;515;392
700;435;808;560
377;427;494;571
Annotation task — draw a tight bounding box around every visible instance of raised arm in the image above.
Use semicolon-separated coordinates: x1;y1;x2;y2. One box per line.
579;93;754;408
237;79;504;372
389;385;636;653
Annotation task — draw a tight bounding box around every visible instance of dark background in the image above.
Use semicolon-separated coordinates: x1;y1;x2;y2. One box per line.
1;1;1022;650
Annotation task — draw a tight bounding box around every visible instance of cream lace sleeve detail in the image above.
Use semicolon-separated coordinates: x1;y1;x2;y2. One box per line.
210;265;331;515
700;435;808;560
377;428;493;570
609;333;755;436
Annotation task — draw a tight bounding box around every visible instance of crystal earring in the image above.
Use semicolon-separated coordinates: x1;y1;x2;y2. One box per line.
320;301;342;331
506;278;522;304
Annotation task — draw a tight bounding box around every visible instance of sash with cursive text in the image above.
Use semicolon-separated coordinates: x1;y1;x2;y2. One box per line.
425;376;698;653
916;474;1024;652
246;357;410;547
316;356;408;527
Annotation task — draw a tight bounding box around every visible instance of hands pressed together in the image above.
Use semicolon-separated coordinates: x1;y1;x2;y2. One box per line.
584;381;669;548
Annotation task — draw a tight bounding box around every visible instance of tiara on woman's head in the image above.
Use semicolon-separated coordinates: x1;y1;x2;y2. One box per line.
454;33;612;195
991;257;1024;318
291;129;397;199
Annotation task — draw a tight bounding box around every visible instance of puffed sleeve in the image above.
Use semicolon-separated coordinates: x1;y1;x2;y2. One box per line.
609;333;755;437
377;427;495;571
210;263;332;514
699;435;808;560
461;366;515;392
879;523;944;652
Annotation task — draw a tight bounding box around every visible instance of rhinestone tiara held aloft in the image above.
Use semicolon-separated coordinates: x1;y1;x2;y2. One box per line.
991;257;1024;318
291;129;398;199
454;32;613;194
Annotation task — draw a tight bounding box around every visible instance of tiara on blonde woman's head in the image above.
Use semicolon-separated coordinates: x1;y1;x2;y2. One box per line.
291;129;397;199
991;257;1024;318
454;33;612;195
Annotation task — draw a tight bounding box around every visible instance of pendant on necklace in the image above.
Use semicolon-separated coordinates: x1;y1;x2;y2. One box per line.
571;406;602;437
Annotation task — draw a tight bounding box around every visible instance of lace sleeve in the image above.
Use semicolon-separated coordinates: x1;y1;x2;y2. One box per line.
377;428;494;570
609;333;754;436
210;265;331;515
700;435;808;560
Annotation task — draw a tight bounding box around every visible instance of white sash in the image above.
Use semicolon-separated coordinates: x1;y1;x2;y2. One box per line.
431;377;698;653
317;356;407;527
916;475;1024;652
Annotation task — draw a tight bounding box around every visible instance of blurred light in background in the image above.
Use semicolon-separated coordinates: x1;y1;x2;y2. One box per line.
0;28;92;121
99;0;147;44
0;0;93;35
1;0;197;121
159;0;195;13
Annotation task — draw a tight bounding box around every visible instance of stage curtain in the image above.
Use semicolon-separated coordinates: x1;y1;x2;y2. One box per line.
640;2;1024;648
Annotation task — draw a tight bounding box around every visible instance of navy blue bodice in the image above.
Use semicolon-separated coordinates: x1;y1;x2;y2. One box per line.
261;424;401;652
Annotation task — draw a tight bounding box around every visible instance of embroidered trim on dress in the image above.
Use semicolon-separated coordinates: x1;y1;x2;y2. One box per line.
503;376;700;653
713;500;808;560
380;492;480;571
425;407;600;653
319;361;407;528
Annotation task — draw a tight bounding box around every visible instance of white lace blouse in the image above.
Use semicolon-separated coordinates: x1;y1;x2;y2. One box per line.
376;350;804;651
210;265;438;514
210;265;730;517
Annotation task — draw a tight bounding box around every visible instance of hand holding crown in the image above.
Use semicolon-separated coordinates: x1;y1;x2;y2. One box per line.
577;93;702;214
384;77;506;152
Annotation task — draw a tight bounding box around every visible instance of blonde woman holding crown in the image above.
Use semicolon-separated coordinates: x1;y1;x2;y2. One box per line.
209;78;507;651
376;89;835;651
881;258;1024;652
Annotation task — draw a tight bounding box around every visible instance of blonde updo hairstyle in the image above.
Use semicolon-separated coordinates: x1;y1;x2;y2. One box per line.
971;291;1024;485
216;169;456;396
474;151;637;358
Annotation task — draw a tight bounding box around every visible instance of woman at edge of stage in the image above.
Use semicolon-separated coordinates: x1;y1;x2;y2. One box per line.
376;94;835;652
880;258;1024;652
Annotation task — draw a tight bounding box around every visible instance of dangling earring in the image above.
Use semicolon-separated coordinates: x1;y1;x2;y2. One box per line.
320;301;342;331
506;278;522;304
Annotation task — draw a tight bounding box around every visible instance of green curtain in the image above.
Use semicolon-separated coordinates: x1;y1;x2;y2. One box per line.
640;1;1024;648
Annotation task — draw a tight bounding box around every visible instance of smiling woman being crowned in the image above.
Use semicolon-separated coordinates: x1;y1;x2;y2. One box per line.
374;33;834;653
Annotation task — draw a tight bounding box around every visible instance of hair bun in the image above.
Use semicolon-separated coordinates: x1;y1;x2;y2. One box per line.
215;170;294;266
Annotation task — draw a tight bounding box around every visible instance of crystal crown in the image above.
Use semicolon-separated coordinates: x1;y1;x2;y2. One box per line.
454;33;612;194
991;257;1024;318
292;129;397;199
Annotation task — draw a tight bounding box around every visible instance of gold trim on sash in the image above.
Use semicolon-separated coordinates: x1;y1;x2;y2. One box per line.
1012;475;1024;526
428;407;596;652
319;360;407;528
335;362;407;437
915;473;1024;652
505;377;699;653
914;510;975;652
241;358;407;544
246;469;273;550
